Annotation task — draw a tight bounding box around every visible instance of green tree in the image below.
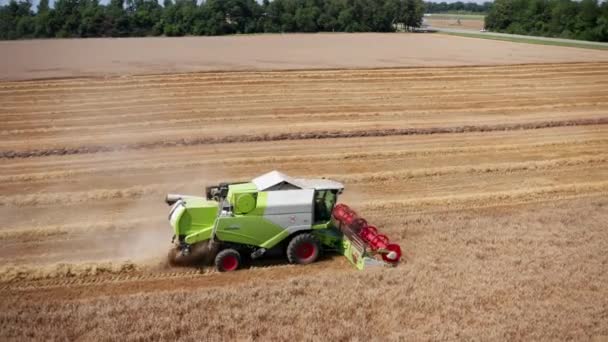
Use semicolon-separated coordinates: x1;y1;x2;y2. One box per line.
128;0;163;36
34;0;53;37
0;0;436;39
0;0;34;39
576;0;599;40
403;0;423;31
485;0;513;31
596;2;608;41
106;0;131;37
79;0;107;37
294;5;319;32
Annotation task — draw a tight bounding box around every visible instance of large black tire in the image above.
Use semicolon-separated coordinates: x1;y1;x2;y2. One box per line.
286;233;321;265
215;249;242;272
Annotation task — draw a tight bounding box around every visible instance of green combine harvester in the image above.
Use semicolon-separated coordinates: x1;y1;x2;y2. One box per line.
166;171;402;271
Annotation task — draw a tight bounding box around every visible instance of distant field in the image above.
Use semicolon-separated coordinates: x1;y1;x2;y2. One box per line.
426;18;485;31
425;13;485;31
426;13;486;20
2;33;608;81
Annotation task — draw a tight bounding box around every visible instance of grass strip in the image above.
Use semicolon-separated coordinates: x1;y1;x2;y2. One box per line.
441;31;608;50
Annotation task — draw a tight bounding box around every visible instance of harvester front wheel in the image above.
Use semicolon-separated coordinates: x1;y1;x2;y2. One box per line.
215;249;241;272
286;233;321;265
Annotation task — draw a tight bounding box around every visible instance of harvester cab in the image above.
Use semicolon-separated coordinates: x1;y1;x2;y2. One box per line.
166;170;402;272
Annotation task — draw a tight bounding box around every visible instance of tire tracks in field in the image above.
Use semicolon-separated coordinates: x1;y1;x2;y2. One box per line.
2;80;605;110
332;154;608;184
3;92;606;119
1;62;606;95
3;100;604;131
2;138;606;184
1;155;606;207
2;117;608;159
3;79;606;107
359;181;608;213
2;94;606;135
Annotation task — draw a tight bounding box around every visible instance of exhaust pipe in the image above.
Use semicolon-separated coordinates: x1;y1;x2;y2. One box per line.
165;194;183;206
166;193;202;205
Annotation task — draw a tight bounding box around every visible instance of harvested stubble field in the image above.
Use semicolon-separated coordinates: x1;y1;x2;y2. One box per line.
3;34;608;81
1;40;608;340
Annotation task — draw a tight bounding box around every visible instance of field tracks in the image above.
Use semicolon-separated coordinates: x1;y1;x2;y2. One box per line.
2;138;607;183
0;62;607;324
2;117;608;159
1;154;607;207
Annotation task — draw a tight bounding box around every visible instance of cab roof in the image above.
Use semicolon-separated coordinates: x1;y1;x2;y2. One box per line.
252;170;344;192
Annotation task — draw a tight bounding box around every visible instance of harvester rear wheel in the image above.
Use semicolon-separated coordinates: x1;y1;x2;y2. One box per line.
286;233;321;265
215;249;241;272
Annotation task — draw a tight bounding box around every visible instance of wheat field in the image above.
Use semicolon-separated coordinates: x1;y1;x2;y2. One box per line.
0;41;607;340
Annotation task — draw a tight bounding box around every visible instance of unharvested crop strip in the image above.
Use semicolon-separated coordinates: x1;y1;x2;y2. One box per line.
0;258;326;290
2;117;608;159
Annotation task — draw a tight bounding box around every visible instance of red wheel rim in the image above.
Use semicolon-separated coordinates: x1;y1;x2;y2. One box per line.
222;255;238;271
296;242;316;261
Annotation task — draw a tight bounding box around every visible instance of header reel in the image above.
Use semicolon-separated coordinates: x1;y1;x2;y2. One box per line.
331;203;402;269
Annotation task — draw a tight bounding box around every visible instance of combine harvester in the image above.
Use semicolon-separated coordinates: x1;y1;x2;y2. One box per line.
166;171;402;271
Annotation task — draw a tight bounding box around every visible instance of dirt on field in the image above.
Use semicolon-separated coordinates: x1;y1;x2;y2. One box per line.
1;55;608;340
2;33;608;81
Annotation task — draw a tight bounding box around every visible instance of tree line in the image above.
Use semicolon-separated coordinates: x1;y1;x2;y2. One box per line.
424;1;491;14
485;0;608;42
0;0;425;39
